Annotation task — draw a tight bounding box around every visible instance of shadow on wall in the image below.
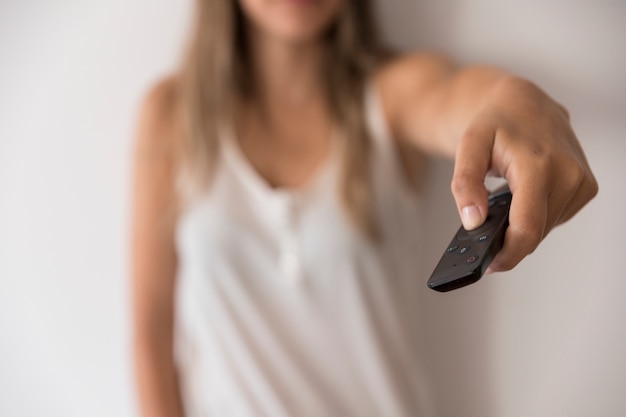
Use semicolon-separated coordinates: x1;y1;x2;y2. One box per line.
374;0;462;52
416;158;498;417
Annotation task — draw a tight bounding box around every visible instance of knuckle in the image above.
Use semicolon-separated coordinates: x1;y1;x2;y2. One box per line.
586;173;600;201
564;161;585;190
514;224;544;253
450;174;474;196
493;258;518;272
590;180;599;200
490;248;522;272
460;125;483;143
509;219;545;256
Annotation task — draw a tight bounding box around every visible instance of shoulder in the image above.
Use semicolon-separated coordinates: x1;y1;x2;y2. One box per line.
372;52;456;139
132;75;183;209
135;75;181;158
141;75;179;121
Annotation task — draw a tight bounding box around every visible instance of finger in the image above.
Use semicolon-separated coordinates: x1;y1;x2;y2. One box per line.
544;157;597;233
451;125;494;230
551;128;599;225
555;169;599;225
489;173;549;272
542;183;575;237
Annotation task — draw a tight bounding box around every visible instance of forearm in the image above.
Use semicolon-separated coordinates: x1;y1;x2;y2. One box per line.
427;65;511;154
413;64;515;157
134;332;186;417
379;54;528;158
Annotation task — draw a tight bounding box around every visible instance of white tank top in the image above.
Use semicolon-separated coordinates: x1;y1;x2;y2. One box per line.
174;86;436;417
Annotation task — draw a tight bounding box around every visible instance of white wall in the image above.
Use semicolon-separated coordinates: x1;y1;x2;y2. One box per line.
379;2;626;416
1;1;624;417
0;1;192;416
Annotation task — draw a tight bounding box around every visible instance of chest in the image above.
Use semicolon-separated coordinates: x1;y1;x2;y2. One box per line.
176;138;425;290
234;103;335;190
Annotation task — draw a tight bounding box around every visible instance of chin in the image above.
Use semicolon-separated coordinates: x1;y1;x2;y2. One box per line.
273;23;332;44
241;0;342;44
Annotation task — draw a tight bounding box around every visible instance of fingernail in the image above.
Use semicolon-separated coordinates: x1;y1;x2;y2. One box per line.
462;205;482;230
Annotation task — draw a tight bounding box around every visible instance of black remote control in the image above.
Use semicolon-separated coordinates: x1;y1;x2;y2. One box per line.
427;188;512;292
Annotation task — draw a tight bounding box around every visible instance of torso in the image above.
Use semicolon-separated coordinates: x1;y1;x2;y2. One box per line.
173;82;436;417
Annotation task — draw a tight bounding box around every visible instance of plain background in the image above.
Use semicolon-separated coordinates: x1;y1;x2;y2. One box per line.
1;1;624;416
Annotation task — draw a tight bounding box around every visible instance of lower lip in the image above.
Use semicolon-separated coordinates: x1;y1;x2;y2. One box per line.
282;0;318;5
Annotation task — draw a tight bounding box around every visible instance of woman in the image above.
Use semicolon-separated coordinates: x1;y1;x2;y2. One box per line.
131;1;597;416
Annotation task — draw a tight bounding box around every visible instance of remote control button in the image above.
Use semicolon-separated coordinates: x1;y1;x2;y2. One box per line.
490;196;509;207
477;234;489;243
466;255;479;264
446;245;458;254
459;246;471;255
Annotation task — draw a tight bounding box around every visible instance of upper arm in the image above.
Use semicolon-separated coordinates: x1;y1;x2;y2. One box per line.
374;52;458;156
131;77;181;341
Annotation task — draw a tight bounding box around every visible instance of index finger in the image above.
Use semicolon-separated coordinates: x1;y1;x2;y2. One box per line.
451;124;494;230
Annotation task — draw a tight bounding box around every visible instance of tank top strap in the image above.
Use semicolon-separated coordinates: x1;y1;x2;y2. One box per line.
364;81;410;188
364;81;395;149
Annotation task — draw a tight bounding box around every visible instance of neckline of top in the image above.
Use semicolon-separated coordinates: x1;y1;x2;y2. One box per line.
220;125;341;202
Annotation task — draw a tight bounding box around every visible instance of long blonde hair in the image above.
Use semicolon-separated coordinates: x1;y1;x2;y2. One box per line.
177;0;386;238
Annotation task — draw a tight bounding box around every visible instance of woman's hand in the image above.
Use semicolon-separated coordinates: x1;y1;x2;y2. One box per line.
451;76;598;272
379;53;598;272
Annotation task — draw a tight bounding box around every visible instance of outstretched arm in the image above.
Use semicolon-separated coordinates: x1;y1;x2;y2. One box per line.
377;53;598;272
131;79;186;417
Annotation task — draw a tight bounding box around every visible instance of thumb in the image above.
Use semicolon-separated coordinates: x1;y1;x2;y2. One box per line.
451;128;493;230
